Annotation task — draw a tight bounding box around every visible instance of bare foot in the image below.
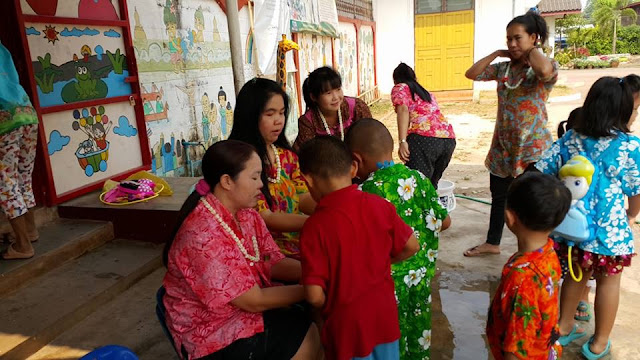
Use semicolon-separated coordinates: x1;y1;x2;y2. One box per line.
463;243;501;257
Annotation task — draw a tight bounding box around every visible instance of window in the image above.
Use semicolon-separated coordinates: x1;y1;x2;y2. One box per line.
415;0;473;14
336;0;374;21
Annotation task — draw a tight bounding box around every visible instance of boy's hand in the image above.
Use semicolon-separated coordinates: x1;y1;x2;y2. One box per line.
305;285;326;308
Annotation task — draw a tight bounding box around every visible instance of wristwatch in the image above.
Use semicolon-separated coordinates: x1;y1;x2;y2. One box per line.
400;139;407;144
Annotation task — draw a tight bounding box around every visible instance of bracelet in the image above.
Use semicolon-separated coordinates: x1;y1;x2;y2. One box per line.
400;139;407;144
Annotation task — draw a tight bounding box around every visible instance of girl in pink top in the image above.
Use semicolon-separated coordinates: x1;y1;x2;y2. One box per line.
392;63;456;188
162;140;322;359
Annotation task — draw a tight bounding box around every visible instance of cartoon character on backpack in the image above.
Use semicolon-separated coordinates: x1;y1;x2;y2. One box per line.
552;155;596;281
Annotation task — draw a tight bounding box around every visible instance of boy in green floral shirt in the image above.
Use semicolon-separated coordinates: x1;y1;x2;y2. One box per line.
346;118;451;359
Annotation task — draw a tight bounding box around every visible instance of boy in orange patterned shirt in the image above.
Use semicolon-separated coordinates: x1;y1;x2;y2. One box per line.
487;172;571;359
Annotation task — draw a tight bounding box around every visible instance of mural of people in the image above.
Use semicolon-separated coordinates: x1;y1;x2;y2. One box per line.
225;101;233;132
164;0;184;73
217;86;228;139
201;92;212;145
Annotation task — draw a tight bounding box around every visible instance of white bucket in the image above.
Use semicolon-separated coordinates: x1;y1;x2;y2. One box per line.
437;179;456;212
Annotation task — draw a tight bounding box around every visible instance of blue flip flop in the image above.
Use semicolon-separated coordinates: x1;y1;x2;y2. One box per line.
575;300;592;321
558;324;587;346
582;336;611;359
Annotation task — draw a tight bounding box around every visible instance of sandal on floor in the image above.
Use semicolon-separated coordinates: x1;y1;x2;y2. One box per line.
582;337;611;360
463;245;500;257
1;244;34;260
558;324;587;346
575;300;592;321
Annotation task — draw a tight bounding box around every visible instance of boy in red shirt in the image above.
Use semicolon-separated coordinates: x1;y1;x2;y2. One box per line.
297;136;419;360
487;172;571;360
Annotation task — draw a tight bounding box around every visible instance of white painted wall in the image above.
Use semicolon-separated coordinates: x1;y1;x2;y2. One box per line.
373;0;536;94
373;0;414;94
545;16;559;57
472;0;532;91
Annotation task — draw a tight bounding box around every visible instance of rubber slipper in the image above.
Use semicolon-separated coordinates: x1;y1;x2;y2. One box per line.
575;300;592;321
463;245;500;257
582;336;611;360
558;324;586;346
1;244;34;260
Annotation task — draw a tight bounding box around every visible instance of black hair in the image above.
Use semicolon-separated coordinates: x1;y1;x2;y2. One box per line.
92;122;105;133
557;107;582;138
218;86;227;100
299;136;353;178
507;10;549;45
623;74;640;95
506;172;571;231
228;77;291;208
163;140;257;267
575;76;634;138
392;63;432;103
302;66;342;110
345;118;394;157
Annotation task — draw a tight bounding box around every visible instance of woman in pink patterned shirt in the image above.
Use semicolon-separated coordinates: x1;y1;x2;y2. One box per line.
391;63;456;188
162;140;322;359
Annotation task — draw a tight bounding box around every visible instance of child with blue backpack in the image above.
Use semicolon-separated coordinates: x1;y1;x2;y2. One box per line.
536;76;640;359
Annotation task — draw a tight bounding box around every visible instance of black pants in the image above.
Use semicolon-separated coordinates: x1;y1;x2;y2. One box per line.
406;134;456;189
486;174;514;246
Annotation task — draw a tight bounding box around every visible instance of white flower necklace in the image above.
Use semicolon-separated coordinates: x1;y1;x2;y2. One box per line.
503;62;534;90
318;107;344;140
267;144;281;184
200;198;261;265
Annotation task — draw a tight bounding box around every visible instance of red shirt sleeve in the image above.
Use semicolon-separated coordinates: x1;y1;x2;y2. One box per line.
386;200;414;257
300;218;329;290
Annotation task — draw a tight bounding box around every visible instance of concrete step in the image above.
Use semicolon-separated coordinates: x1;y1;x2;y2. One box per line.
0;219;114;296
0;207;59;240
27;268;176;360
0;239;162;360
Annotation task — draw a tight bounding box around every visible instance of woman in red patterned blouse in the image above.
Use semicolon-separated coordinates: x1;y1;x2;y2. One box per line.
162;140;322;359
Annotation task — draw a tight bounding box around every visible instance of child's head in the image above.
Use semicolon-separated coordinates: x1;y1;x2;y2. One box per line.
557;107;581;138
344;118;394;179
576;76;635;138
505;172;571;236
298;136;356;201
302;66;343;112
623;74;640;126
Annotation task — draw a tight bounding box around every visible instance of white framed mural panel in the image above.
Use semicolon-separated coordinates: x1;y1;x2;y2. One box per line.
334;22;358;97
359;25;375;93
297;33;333;110
44;102;143;195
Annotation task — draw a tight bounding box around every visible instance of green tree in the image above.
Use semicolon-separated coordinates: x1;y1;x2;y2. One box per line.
593;0;638;53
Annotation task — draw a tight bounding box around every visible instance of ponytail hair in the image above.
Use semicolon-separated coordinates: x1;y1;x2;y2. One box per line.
392;62;432;103
508;10;549;45
557;107;581;138
575;76;634;138
162;140;257;267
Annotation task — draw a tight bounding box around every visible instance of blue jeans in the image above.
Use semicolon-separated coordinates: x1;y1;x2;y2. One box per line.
352;340;400;360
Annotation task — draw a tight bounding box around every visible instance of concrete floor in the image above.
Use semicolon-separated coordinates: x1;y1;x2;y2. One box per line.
432;194;640;360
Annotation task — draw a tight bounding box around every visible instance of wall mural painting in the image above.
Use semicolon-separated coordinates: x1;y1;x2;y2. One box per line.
44;102;142;195
297;33;333;110
358;25;375;93
334;22;358;97
21;0;122;21
127;0;251;178
25;23;132;108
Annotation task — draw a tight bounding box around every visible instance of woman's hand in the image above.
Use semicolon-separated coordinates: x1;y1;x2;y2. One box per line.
398;141;410;163
495;49;511;58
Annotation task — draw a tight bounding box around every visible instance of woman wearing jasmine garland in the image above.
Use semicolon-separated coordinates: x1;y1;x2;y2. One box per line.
463;10;558;257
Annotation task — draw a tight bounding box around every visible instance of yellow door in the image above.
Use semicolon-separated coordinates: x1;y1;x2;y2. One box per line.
415;10;474;91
